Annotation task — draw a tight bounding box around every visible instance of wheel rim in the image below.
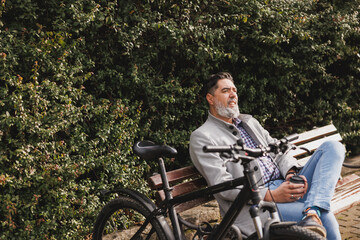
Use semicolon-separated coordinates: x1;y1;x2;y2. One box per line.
101;207;159;240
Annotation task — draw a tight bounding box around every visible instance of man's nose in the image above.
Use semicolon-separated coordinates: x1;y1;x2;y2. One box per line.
229;90;237;98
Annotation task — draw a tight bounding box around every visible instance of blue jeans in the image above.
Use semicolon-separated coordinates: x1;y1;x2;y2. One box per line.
268;141;345;240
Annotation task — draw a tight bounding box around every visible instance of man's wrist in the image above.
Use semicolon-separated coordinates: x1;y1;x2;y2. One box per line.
286;171;296;176
265;189;274;202
285;167;299;177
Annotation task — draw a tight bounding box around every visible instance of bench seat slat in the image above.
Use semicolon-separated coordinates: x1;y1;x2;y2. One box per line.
331;174;360;214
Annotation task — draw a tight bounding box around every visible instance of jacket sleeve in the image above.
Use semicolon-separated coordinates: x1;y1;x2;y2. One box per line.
189;130;243;202
250;118;303;177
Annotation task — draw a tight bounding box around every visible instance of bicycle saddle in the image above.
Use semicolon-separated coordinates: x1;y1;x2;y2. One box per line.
133;140;177;160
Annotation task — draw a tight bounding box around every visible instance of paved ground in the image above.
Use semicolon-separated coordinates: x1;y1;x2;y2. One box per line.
337;204;360;239
337;155;360;239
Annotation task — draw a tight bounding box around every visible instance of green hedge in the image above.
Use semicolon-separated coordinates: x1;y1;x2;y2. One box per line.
80;0;360;156
1;0;359;239
0;2;146;238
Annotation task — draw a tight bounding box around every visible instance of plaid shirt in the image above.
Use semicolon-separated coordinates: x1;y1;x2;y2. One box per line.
234;119;281;184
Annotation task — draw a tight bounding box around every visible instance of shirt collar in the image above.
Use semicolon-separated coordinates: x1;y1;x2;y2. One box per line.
233;118;241;127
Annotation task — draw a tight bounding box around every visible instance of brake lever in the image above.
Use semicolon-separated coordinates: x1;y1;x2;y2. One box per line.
221;151;255;166
220;152;234;167
278;143;301;157
300;146;311;154
222;159;233;167
220;152;232;159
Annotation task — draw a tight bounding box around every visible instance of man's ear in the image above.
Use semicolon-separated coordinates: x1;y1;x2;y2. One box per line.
206;93;214;106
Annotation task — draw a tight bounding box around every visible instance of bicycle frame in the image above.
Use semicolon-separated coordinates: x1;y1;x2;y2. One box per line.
93;137;318;240
139;156;281;240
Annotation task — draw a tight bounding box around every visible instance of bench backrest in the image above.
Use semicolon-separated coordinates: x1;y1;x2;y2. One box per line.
289;124;342;162
148;165;210;212
147;124;342;213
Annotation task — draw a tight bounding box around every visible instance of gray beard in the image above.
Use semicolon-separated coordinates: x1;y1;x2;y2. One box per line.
214;99;240;119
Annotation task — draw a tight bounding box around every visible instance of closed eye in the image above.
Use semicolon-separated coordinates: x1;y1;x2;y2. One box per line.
222;87;237;93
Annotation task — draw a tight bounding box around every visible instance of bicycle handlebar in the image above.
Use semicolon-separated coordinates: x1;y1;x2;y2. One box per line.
203;134;299;158
203;145;270;158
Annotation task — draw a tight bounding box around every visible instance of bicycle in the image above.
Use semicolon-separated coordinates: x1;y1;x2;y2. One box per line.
92;135;325;240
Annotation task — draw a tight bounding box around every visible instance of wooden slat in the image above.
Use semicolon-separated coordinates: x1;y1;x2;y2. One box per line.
331;174;360;215
148;124;360;217
148;166;200;190
157;178;208;201
291;124;338;145
155;177;214;213
290;133;342;158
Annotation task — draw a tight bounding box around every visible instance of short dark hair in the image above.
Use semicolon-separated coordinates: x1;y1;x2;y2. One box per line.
205;72;234;96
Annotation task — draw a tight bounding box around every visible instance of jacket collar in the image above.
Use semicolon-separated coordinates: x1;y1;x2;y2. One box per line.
207;112;253;127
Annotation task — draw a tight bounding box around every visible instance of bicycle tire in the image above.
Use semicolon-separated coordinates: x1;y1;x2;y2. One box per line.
93;196;168;240
343;163;360;168
246;223;325;240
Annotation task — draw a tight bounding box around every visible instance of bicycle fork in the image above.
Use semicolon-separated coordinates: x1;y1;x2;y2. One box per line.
250;201;281;240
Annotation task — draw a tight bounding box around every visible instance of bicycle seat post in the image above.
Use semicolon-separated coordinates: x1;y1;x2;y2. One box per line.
158;158;182;240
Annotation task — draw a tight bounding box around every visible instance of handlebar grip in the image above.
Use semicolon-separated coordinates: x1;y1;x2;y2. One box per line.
284;134;299;142
203;145;233;153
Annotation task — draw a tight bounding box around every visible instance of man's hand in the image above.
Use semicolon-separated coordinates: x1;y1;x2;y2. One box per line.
265;175;308;202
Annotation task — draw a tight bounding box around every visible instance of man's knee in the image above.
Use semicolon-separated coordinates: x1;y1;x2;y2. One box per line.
321;140;346;159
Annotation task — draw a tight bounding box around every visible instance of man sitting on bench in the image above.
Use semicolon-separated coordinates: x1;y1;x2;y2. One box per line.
189;72;345;239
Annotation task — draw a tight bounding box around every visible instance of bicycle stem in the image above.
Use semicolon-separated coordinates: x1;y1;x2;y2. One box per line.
244;161;262;205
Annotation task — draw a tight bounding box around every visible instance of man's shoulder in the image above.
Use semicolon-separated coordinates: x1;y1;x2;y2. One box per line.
191;118;217;137
237;113;254;123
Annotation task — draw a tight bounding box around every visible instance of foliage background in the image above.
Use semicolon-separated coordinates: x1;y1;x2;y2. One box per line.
1;0;359;238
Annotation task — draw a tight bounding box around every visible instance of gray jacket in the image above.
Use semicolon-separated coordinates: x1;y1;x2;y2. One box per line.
189;113;302;236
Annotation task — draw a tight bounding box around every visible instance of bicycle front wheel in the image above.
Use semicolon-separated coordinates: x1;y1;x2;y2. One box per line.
93;196;168;240
247;223;325;240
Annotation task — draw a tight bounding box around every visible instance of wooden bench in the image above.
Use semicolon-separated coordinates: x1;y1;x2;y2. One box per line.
148;124;360;216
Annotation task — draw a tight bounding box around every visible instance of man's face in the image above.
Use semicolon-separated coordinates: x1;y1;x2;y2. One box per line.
208;78;240;119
